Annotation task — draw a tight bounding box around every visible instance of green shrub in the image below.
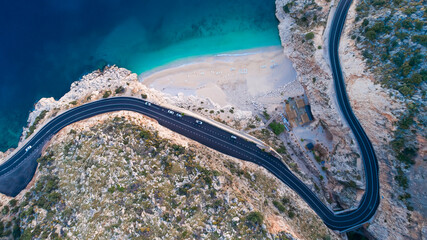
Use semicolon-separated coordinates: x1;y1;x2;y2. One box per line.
115;86;125;94
283;4;290;13
108;186;115;193
8;199;17;207
37;153;55;168
26;110;48;138
275;145;287;154
47;192;61;204
392;52;405;67
269;121;285;135
305;32;315;40
362;19;369;26
365;30;376;40
395;167;408;189
245;211;264;228
408;73;422;85
372;0;386;7
342;180;357;189
273;200;286;212
398;192;411;201
177;183;192;196
411;35;427;46
401;19;413;29
371;22;387;32
397;114;414;129
414;20;423;30
171;144;185;156
398;85;415;96
11;223;20;238
262;110;270;120
139;129;153;139
2;206;9;215
403;7;416;15
103;90;112;98
281;197;289;205
116;185;125;192
396;147;417;165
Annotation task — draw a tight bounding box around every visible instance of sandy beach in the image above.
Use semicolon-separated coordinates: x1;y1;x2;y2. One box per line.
140;46;302;111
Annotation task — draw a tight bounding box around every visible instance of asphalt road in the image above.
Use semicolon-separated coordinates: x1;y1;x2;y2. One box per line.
0;0;379;232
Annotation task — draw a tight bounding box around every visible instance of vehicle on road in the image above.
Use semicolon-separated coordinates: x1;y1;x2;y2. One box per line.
0;14;381;227
231;135;237;140
176;113;182;117
144;102;151;106
25;146;32;152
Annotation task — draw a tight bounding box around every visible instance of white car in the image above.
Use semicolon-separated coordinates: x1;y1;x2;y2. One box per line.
25;145;32;152
167;110;174;114
231;135;237;140
195;120;203;125
176;113;182;117
144;102;151;106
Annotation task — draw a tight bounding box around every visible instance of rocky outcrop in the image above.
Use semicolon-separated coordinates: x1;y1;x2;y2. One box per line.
1;111;340;239
276;0;364;208
0;66;250;161
0;65;344;239
276;0;426;239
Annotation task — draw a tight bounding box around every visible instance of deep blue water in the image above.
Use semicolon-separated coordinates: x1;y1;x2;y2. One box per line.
0;0;280;151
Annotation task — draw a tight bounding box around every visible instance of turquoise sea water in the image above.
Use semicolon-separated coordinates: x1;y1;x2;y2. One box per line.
0;0;281;151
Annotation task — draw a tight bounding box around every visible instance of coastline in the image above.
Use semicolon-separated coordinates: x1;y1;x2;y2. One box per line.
0;0;281;154
139;46;300;109
138;46;283;78
0;46;300;161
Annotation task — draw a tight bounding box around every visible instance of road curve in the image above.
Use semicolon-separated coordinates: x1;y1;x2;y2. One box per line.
0;0;379;232
327;0;380;230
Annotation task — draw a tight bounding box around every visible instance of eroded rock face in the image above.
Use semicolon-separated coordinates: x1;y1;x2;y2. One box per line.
9;66;252;150
276;0;364;208
276;0;425;239
0;148;14;164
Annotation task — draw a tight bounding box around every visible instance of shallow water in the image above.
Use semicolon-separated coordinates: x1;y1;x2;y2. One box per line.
0;0;281;151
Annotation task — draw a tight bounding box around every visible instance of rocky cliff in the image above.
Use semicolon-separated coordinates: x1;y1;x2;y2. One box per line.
0;66;344;239
276;0;367;210
275;0;426;239
0;0;424;238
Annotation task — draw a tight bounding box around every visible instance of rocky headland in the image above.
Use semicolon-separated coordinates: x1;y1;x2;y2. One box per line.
0;66;341;239
0;0;425;239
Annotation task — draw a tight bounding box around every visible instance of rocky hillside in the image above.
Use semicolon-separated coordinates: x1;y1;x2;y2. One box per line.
276;0;426;239
0;111;339;239
340;1;426;238
276;0;367;210
349;0;426;209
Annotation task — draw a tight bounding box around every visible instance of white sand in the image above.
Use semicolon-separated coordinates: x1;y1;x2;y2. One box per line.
140;46;299;110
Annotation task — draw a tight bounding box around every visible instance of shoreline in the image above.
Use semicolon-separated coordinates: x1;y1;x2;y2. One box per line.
139;45;299;109
138;45;283;78
0;45;290;156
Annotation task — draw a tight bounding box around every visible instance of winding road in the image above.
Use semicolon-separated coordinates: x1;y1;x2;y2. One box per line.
0;0;379;232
